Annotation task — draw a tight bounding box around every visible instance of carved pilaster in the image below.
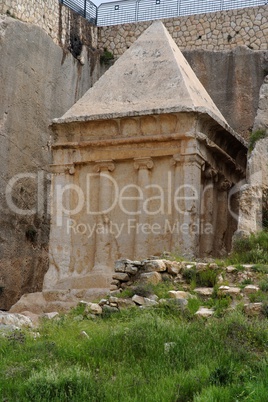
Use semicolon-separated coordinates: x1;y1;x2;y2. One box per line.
93;160;115;173
218;177;232;192
172;153;205;170
134;157;154;170
204;166;218;182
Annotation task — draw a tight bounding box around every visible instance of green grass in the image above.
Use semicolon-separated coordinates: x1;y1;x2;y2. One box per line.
1;309;268;401
228;232;268;265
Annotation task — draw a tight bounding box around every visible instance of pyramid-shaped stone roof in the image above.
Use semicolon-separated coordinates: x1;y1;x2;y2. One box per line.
54;21;229;129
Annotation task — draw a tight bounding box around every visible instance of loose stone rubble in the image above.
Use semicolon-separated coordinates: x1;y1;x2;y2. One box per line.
61;257;267;319
2;256;267;329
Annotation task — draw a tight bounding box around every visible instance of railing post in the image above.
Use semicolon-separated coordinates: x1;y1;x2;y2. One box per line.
135;0;139;23
177;0;181;16
84;0;87;18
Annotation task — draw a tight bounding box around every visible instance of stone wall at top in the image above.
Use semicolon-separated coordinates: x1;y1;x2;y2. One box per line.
0;0;98;49
98;5;268;57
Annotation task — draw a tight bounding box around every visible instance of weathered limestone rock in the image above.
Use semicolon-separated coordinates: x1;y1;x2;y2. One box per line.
0;312;33;328
140;272;162;285
0;15;99;310
117;298;135;309
168;290;191;299
85;303;102;315
143;260;167;272
194;287;214;297
112;273;130;282
165;261;182;275
218;286;241;296
235;75;268;237
132;295;145;305
243;285;260;294
244;302;263;316
195;307;214;318
144;298;159;307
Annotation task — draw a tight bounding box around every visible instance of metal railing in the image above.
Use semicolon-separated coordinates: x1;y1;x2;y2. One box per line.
60;0;97;24
60;0;267;26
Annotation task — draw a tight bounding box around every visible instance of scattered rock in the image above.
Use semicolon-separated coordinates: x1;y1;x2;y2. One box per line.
194;287;214;297
117;298;135;309
226;266;237;273
164;342;176;353
144;298;159;307
243;284;260;294
132;295;145;305
244;302;263;316
195;307;214;318
85;303;102;315
196;263;208;271
80;330;89;339
219;286;241;296
0;312;33;328
168;290;190;299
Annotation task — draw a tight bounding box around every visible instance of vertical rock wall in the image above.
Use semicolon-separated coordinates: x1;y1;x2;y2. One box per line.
0;15;100;310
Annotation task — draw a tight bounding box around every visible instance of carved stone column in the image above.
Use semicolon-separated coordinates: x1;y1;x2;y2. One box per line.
214;176;232;255
44;165;76;289
199;166;218;256
93;160;115;278
133;157;154;259
172;153;205;258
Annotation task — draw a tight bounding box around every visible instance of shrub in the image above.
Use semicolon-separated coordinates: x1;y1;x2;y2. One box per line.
100;48;114;65
248;129;267;152
230;232;268;264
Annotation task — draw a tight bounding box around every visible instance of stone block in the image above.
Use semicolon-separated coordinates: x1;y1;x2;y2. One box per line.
112;273;130;282
140;272;162;285
143;260;167;272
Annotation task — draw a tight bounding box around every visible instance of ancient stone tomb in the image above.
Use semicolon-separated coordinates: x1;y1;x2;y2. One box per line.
44;21;247;294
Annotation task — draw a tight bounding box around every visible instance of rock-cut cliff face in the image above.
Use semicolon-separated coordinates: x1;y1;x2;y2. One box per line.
0;15;100;310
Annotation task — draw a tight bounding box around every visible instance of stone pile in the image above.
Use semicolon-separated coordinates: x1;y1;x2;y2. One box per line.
76;258;267;319
111;258;196;291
